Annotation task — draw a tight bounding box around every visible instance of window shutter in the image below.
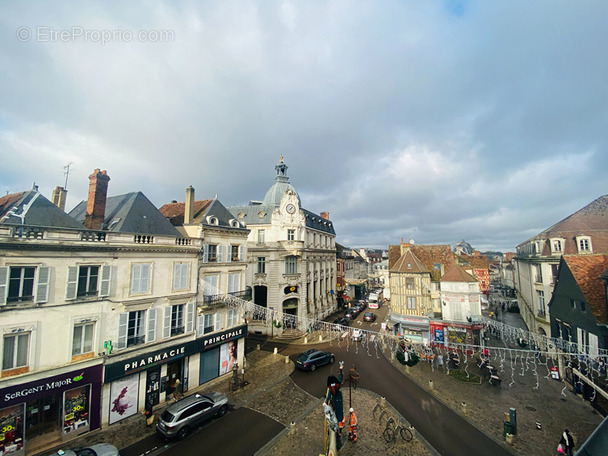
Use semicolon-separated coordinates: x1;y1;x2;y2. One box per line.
218;245;224;263
589;333;599;358
577;327;584;354
197;315;204;337
238;245;242;261
180;263;189;290
0;267;8;306
100;265;112;297
186;301;195;333
148;308;157;343
66;266;78;300
215;312;222;331
203;244;209;263
141;264;150;293
163;306;171;339
173;263;180;290
35;266;50;303
117;313;128;349
131;264;141;294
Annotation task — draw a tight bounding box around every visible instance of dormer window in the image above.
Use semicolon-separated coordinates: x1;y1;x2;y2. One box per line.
576;236;592;254
229;219;239;228
550;238;564;254
206;216;219;225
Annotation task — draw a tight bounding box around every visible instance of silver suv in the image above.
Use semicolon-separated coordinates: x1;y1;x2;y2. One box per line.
156;392;229;440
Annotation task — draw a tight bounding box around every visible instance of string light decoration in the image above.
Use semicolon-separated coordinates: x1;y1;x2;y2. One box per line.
200;280;608;395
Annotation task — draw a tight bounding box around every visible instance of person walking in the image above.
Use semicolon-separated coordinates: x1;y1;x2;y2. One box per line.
348;407;358;442
558;428;575;456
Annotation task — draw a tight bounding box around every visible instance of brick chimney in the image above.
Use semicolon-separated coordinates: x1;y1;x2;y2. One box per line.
84;169;110;230
185;186;195;224
51;186;67;211
320;211;329;220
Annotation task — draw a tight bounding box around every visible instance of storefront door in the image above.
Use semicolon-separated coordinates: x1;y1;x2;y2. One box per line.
25;395;60;442
165;360;182;400
145;367;161;410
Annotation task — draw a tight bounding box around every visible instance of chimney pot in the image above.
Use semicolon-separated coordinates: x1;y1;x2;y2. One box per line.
85;169;110;230
185;186;195;224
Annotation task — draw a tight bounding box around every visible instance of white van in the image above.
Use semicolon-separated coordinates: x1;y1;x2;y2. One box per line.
368;292;379;309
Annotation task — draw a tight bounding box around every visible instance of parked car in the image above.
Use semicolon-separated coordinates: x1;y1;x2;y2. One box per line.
363;312;376;322
157;392;229;440
344;309;357;320
295;349;335;371
333;317;351;327
356;301;367;311
48;443;120;456
352;329;363;342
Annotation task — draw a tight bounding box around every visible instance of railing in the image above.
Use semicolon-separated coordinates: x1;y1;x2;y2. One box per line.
200;289;252;308
134;235;154;244
12;226;44;239
176;238;192;246
81;231;106;242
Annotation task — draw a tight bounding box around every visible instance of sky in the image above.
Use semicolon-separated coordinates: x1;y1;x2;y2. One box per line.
1;1;606;253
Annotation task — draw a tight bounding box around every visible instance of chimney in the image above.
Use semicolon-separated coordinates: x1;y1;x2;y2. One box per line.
185;186;195;224
320;211;329;220
51;186;67;211
85;169;110;230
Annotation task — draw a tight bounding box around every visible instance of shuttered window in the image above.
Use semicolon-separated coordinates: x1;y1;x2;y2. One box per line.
131;264;151;294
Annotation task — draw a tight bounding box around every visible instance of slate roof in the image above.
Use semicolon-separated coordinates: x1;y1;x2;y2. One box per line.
70;192;181;236
562;254;608;325
441;264;478;283
159;198;248;231
519;195;608;255
390;249;429;274
0;191;85;230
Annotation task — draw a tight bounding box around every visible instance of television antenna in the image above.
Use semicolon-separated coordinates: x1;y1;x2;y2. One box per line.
63;162;73;190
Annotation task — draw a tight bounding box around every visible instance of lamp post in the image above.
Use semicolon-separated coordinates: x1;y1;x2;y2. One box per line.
346;365;360;410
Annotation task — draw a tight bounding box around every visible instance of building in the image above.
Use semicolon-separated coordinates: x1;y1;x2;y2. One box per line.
514;195;608;336
228;158;337;332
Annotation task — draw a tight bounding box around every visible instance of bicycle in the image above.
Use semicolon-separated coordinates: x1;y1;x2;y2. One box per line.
382;419;413;443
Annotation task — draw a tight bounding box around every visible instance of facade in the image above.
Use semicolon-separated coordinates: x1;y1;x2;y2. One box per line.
388;248;432;343
457;252;490;295
228;158;337;331
514;195;608;336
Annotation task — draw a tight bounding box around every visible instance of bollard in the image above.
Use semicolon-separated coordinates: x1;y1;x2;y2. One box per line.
428;380;434;390
285;355;290;364
289;421;297;435
380;397;386;408
505;433;514;445
304;337;308;344
319;335;323;342
461;402;467;415
256;344;260;351
274;347;278;355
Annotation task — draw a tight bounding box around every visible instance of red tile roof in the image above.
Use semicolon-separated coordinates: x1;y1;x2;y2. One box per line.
441;264;478;283
390;249;429;273
159;200;213;225
563;254;608;325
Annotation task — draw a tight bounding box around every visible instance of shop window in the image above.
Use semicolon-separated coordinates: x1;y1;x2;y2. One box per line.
72;322;94;357
130;264;151;294
2;332;30;371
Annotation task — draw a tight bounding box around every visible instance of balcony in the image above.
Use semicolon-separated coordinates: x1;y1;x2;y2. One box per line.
199;289;252;308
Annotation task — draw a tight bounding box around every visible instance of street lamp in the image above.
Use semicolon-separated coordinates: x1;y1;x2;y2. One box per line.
346;365;360;410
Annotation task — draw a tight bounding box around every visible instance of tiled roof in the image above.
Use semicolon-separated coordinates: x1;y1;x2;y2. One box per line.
1;191;85;230
458;253;490;269
441;264;478;283
520;195;608;255
563;254;608;325
390;249;429;273
389;243;456;281
159;200;213;225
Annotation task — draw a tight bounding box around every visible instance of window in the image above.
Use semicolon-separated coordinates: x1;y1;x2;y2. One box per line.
406;278;414;290
537;290;546;316
77;266;99;296
171;305;184;336
579;238;590;252
285;256;297;275
66;265;111;301
118;310;146;349
2;333;29;371
173;263;189;291
204;314;215;334
257;257;266;274
203;275;218;296
468;283;477;292
287;230;295;241
72;322;94;356
552;239;562;253
228;273;239;294
205;244;218;262
551;264;559;285
570;299;576;309
231;245;240;262
131;264;151;294
581;301;586;312
258;230;265;244
227;308;237;327
407;296;416;310
8;267;35;302
534;265;543;283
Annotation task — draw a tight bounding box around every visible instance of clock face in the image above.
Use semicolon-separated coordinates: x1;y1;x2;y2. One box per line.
286;204;296;214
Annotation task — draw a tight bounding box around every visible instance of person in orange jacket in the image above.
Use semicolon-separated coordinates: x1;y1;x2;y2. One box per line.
348;407;358;442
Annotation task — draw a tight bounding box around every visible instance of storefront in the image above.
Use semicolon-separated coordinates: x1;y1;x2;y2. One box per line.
390;314;430;344
430;321;484;350
102;325;246;426
0;364;103;455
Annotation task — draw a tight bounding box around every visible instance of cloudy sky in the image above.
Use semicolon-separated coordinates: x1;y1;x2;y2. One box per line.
1;1;606;252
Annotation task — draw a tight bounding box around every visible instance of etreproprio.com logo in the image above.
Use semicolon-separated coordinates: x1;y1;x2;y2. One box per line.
16;26;174;45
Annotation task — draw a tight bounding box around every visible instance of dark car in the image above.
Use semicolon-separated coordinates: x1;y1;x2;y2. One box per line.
344;309;357;320
333;317;351;327
356;301;367;311
295;349;335;371
48;444;119;456
156;392;228;440
363;312;376;322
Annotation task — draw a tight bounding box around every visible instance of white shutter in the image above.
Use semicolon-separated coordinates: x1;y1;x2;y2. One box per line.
173;263;181;290
218;245;224;263
229;273;239;293
163;306;171;339
66;266;78;300
577;328;585;354
147;308;157;343
197;315;204;337
203;244;209;263
238;245;242;261
186;301;195;333
180;263;189;290
589;333;599;358
117;313;128;349
100;265;112;297
35;266;50;303
0;267;8;306
131;264;141;294
141;264;150;293
215;312;222;331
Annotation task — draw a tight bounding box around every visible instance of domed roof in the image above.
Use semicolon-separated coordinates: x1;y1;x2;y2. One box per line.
262;157;301;207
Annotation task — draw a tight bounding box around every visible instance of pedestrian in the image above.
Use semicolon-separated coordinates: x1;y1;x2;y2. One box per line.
348;407;358;442
558;428;575;456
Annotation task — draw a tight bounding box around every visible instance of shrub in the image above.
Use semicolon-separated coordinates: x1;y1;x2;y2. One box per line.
449;370;481;383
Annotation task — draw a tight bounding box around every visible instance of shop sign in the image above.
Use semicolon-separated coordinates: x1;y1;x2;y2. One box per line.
0;364;102;408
